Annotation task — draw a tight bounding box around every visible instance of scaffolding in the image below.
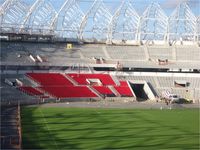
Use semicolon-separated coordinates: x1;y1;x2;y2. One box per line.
140;2;168;41
168;2;196;42
79;0;111;42
107;0;139;42
19;0;57;35
197;16;200;42
51;0;84;39
0;0;199;44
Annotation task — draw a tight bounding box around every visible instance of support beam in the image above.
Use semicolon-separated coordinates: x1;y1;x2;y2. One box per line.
1;0;16;25
50;0;70;31
107;0;139;43
79;0;111;41
168;2;196;42
19;0;42;32
140;2;168;42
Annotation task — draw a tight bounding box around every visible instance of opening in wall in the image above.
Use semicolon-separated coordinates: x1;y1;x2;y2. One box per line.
174;80;190;88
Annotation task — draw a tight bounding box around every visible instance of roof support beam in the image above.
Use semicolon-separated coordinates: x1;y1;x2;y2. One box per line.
19;0;43;32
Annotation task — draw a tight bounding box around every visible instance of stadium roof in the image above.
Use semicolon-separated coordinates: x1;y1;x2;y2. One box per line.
0;0;199;42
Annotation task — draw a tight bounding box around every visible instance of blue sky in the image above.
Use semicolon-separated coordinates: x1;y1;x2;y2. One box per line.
51;0;199;16
1;0;199;16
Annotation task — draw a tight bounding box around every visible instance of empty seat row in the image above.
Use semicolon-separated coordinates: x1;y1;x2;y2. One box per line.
17;73;134;98
39;86;98;98
114;81;133;97
68;73;116;85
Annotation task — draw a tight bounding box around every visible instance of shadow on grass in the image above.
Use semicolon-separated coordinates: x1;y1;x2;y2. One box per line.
21;107;199;149
21;107;81;149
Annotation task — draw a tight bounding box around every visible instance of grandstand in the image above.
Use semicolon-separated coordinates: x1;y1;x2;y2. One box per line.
0;0;200;149
1;0;200;103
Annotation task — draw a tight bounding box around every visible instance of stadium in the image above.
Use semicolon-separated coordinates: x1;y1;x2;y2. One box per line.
0;0;200;149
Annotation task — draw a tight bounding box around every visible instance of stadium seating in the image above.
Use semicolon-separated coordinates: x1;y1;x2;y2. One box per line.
21;73;136;98
176;47;200;61
4;72;199;100
80;45;106;58
147;46;173;60
67;73;116;85
92;86;115;96
18;86;44;96
114;81;133;97
1;43;200;69
27;73;73;86
106;46;146;60
39;86;97;98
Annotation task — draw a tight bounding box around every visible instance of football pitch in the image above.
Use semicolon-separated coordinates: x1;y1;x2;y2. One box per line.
21;107;199;149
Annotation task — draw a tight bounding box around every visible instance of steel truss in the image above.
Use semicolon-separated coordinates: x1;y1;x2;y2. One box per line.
51;0;84;39
0;0;199;43
20;0;57;35
168;2;196;42
107;0;139;42
140;2;168;41
79;0;111;42
197;16;200;42
1;0;28;33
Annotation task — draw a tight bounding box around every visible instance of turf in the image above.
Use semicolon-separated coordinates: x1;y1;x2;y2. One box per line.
21;107;199;149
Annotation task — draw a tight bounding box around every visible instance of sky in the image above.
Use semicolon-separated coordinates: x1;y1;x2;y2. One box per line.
0;0;199;16
51;0;200;16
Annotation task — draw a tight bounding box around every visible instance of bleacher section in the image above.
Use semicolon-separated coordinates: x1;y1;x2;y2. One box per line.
114;81;133;97
1;72;200;101
1;74;38;105
147;46;173;60
27;73;73;86
1;42;200;69
92;86;114;96
1;42;200;102
106;46;146;60
176;46;200;61
13;73;134;99
119;75;200;100
157;77;173;87
40;86;98;98
18;86;44;96
67;73;116;85
80;45;106;58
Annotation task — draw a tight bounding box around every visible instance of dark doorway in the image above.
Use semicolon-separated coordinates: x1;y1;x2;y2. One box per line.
130;83;148;100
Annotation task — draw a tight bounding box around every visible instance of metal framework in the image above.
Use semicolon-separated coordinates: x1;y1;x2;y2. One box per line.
140;2;168;41
20;0;57;35
197;16;200;42
51;0;84;39
168;2;196;41
1;0;28;33
79;0;111;42
107;0;139;42
0;0;199;43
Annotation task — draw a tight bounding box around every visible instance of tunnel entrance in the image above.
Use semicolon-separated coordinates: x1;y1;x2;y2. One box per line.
130;83;148;101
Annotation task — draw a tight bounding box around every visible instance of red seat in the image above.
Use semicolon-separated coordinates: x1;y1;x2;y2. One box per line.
68;73;116;85
19;86;44;96
93;86;114;96
39;86;98;98
114;81;133;97
27;73;73;86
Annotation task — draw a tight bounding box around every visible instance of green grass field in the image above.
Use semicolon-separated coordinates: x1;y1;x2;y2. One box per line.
21;107;199;149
